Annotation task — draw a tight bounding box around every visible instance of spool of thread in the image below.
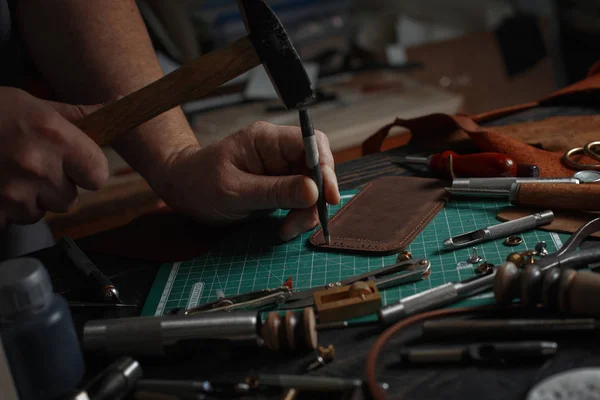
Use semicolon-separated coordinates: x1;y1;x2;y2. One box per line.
0;257;84;400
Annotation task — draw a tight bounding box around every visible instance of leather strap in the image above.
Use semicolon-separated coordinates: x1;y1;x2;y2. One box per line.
362;66;600;162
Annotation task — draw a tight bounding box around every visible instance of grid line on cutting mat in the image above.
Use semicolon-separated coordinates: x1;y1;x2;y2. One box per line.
142;193;568;317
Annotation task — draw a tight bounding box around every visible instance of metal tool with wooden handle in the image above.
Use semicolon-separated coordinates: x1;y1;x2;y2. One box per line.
447;182;600;212
509;183;600;211
76;0;314;146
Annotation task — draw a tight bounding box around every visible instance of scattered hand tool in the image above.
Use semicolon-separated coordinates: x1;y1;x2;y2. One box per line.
446;182;600;212
496;265;600;317
59;236;122;303
378;269;495;326
391;151;518;178
167;287;291;316
83;308;317;356
278;258;431;310
381;219;600;326
422;318;600;339
442;210;554;250
400;341;557;365
451;177;579;191
68;357;142;400
300;108;330;244
137;375;362;397
75;0;314;145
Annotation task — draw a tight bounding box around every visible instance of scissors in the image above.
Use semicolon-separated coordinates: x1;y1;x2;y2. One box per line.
562;140;600;172
277;258;431;310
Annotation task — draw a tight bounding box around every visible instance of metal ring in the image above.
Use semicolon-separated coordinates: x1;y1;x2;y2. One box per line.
562;147;600;171
584;141;600;162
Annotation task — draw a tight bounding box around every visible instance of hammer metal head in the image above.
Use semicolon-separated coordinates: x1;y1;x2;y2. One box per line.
237;0;315;109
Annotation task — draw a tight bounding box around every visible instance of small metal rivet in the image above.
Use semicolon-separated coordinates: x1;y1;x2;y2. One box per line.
504;235;523;246
475;262;495;274
396;251;413;262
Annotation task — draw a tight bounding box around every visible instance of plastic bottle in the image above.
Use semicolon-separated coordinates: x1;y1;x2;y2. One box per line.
0;257;84;399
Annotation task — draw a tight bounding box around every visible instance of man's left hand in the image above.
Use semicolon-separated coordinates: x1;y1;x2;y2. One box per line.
155;121;340;241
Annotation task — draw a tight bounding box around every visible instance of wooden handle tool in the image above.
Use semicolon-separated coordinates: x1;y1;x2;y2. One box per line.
511;183;600;211
76;37;259;146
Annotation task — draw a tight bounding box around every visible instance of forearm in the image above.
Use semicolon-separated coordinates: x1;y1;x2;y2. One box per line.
18;0;199;185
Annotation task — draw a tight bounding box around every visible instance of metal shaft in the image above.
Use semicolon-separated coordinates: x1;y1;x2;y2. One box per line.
452;177;579;191
422;318;599;338
83;312;261;356
299;108;330;244
378;273;495;325
258;374;362;392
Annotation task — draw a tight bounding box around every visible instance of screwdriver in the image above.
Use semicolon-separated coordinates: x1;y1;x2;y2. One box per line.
392;151;518;178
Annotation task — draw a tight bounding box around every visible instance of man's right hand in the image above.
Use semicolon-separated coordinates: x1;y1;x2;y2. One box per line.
0;87;109;229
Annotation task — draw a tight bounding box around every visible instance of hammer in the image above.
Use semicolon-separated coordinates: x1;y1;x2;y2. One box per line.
76;0;330;241
75;0;315;145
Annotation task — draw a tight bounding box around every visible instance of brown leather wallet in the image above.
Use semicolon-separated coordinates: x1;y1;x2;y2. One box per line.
310;176;448;254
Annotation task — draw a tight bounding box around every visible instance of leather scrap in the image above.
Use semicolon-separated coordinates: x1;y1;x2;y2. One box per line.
362;65;600;178
497;206;600;239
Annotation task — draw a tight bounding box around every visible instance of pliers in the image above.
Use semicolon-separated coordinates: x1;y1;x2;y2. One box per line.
278;258;431;310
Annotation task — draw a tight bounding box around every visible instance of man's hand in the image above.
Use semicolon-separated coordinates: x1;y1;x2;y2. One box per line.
156;121;341;241
0;87;109;228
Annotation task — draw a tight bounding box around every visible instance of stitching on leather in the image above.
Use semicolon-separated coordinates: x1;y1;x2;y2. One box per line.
310;179;446;251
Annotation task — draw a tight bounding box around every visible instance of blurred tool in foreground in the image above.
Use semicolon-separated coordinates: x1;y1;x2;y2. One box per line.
69;357;142;400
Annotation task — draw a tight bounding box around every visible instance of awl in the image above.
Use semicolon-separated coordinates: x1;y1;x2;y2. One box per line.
446;183;600;212
442;210;554;250
392;151;517;178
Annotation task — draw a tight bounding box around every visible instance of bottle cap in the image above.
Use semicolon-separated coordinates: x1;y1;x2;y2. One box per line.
0;257;53;322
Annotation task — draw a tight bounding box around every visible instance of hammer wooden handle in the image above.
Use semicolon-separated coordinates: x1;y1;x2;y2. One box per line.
514;183;600;211
76;36;260;146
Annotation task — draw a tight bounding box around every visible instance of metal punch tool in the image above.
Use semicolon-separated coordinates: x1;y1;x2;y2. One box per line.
443;210;554;250
168;287;292;316
278;258;431;310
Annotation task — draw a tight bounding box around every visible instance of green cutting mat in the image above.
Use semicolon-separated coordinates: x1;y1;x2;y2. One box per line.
142;192;568;316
